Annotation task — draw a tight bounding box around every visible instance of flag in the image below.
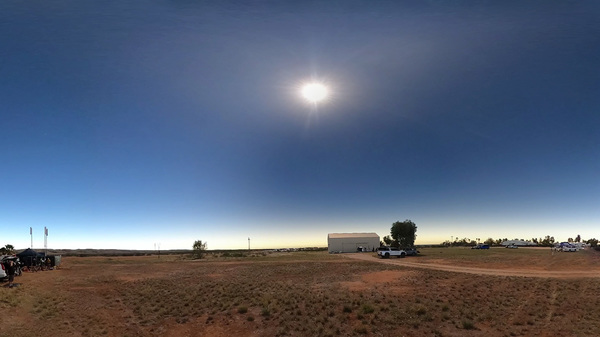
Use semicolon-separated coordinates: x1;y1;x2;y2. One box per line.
30;227;32;235
45;227;48;236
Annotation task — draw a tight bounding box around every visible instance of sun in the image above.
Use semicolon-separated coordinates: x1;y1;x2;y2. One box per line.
301;83;328;103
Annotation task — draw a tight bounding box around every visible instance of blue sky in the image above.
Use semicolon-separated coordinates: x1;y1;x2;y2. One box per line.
1;1;599;250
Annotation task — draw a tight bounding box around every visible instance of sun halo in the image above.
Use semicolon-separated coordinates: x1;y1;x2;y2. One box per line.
301;83;329;103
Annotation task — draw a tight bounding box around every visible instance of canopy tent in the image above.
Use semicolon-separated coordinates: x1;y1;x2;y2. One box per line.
17;248;39;267
16;249;60;268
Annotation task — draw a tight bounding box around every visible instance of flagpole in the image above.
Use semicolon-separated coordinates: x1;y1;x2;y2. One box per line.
44;227;48;256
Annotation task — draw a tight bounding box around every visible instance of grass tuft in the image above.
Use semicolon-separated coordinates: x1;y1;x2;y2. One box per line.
462;319;476;330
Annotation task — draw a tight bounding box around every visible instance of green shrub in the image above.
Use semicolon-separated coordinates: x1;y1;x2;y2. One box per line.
462;320;475;330
361;304;375;314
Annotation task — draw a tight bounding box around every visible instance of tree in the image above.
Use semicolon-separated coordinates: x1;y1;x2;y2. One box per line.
192;240;207;259
575;234;581;243
382;235;394;246
0;244;14;255
390;220;417;248
586;238;598;247
539;235;556;247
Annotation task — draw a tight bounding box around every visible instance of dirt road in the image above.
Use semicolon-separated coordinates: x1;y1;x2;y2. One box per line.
345;253;600;278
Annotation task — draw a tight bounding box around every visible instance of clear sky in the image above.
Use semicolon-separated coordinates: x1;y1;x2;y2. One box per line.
1;1;599;250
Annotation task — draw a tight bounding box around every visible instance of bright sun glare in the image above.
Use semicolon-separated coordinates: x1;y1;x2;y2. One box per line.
301;83;328;103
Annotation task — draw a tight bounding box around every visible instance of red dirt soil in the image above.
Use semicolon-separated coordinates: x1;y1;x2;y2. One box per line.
345;253;600;278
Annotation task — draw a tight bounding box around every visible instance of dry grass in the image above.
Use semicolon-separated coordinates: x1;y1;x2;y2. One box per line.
1;250;600;336
415;246;598;270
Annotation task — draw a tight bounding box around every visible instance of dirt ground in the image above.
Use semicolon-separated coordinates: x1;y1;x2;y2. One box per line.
2;248;600;337
347;248;600;278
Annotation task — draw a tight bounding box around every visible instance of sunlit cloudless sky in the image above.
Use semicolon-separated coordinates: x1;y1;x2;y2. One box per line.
1;1;599;250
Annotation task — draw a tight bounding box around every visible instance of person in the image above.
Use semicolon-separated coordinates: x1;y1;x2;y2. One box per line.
5;259;16;288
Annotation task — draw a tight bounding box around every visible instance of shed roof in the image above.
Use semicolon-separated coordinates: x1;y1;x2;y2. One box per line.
328;233;379;239
501;240;537;246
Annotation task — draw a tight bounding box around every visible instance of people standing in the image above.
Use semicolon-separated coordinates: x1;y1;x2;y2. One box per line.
5;259;16;288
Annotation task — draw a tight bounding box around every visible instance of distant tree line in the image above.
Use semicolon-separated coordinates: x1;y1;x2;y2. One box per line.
377;220;599;251
439;235;599;248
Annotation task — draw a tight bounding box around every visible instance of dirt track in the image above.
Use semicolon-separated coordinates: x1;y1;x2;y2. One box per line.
345;253;600;278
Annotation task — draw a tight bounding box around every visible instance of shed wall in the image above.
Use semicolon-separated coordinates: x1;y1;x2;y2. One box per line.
328;236;380;253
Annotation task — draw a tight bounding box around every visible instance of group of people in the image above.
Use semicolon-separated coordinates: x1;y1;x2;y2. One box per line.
21;257;52;272
3;254;56;288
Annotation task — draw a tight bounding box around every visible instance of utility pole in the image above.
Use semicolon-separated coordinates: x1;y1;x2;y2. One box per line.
248;237;250;251
44;227;48;255
30;227;33;249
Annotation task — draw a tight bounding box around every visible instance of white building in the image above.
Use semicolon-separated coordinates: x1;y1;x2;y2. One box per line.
501;240;538;247
327;233;380;253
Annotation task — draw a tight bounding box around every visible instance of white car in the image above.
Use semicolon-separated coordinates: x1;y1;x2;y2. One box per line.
0;256;10;280
377;247;406;258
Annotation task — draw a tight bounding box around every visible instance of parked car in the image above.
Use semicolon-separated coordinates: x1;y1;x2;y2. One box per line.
403;248;420;256
471;244;490;249
560;245;577;252
506;244;518;249
0;263;6;280
1;256;22;278
377;247;406;258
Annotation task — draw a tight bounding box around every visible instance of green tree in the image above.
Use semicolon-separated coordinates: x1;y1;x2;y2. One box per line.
586;238;598;247
539;235;556;247
382;235;393;246
192;240;207;259
390;220;417;248
0;244;14;255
